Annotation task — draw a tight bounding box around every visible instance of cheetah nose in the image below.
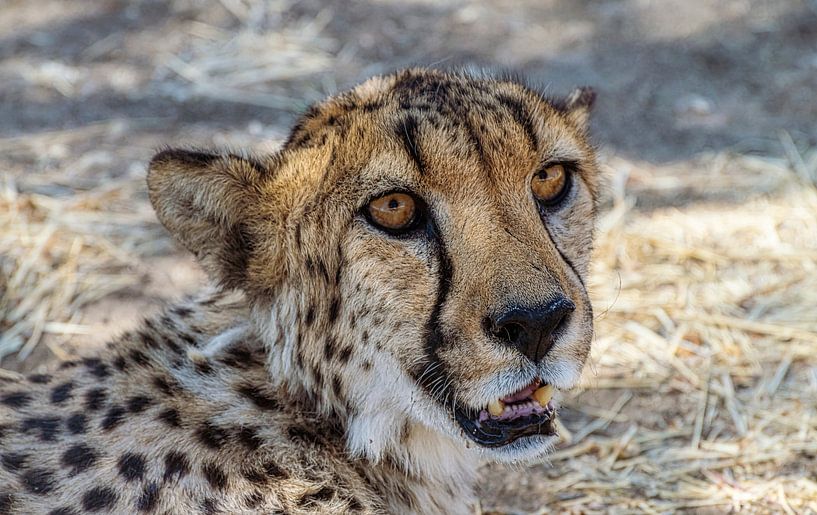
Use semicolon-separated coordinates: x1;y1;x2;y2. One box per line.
487;297;575;363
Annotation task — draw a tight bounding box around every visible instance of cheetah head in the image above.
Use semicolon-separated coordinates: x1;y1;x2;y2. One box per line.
148;69;599;467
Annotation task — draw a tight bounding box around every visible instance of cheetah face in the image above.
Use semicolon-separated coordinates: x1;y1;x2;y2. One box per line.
148;69;599;464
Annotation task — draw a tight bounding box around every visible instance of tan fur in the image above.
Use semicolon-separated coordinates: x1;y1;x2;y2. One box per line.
0;68;599;514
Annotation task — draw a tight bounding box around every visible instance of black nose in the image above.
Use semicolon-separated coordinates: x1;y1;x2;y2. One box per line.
487;297;575;363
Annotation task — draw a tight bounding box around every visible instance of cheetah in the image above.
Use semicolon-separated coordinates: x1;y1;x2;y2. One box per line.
0;68;599;514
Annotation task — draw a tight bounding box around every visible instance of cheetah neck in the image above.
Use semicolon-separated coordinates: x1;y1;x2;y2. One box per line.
249;296;481;513
369;423;479;514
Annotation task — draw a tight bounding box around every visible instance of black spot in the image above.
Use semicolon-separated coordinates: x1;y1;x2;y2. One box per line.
323;338;337;360
21;468;55;494
395;114;425;174
152;375;179;396
113;356;128;371
51;381;74;404
201;497;220;515
21;416;61;441
84;388;107;411
362;360;372;371
100;405;126;431
346;497;364;511
163;451;189;481
301;486;335;505
363;100;384;112
237;385;278;410
82;358;110;379
28;374;51;384
136;481;161;512
243;491;264;509
264;461;287;479
1;392;31;409
58;360;79;370
193;359;214;375
317;260;330;283
61;444;99;474
0;493;13;513
118;453;146;482
177;331;197;347
172;306;193;318
157;408;181;428
82;486;118;512
295;346;304;369
163;337;183;357
202;461;227;490
1;452;27;473
331;375;343;398
127;395;153;413
65;413;88;434
287;426;321;445
129;350;150;367
139;331;159;349
47;508;78;515
196;422;229;450
338;346;352;364
237;426;263;451
219;346;261;370
242;468;265;484
305;305;315;326
313;368;324;388
328;296;341;323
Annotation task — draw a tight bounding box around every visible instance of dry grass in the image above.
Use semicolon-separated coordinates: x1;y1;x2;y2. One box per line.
0;153;164;364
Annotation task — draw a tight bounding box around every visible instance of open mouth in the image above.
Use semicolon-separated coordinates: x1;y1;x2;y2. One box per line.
455;379;556;447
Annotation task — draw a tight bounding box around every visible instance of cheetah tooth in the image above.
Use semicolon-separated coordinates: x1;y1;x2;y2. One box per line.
533;384;554;407
488;399;505;417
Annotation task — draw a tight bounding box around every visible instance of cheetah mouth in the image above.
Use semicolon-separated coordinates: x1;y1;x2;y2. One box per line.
454;379;556;447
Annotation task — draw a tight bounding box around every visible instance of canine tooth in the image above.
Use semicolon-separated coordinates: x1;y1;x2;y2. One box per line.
533;384;554;407
488;399;505;417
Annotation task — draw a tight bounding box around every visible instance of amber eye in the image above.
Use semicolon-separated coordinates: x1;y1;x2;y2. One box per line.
531;164;569;205
366;192;418;232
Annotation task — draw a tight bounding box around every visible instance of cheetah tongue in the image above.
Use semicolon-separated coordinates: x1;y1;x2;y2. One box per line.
501;380;541;403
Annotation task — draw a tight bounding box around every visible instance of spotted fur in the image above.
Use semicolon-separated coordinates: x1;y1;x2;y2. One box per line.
0;68;599;514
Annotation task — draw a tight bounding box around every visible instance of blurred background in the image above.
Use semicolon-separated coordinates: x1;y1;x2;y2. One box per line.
1;0;816;512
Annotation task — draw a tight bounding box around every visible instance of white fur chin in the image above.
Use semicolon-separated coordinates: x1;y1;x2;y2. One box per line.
476;434;557;465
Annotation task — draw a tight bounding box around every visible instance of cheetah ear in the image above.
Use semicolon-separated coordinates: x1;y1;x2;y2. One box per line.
558;86;596;132
147;148;272;292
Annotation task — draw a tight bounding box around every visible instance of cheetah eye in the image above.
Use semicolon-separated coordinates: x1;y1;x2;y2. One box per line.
531;163;570;206
366;192;419;233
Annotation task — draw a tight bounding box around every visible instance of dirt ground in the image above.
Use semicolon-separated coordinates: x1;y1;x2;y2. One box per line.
2;0;817;512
